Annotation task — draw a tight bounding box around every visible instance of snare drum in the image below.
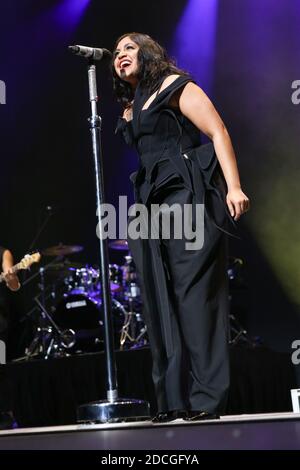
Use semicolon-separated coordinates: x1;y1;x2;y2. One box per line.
64;264;123;297
64;267;99;296
90;264;123;299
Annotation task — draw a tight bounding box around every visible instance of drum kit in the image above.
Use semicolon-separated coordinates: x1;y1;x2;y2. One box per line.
24;242;252;359
25;241;148;359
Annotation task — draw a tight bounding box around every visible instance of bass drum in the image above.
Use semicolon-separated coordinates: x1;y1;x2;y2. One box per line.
53;293;125;353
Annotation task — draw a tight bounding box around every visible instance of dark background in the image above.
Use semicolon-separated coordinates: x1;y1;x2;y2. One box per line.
0;0;299;359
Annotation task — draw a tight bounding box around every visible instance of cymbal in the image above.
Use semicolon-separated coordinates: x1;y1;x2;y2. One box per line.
42;244;83;257
42;262;86;278
45;262;85;271
108;239;129;251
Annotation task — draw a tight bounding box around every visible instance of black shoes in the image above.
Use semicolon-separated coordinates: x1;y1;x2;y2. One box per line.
152;409;219;423
152;410;187;423
183;410;219;421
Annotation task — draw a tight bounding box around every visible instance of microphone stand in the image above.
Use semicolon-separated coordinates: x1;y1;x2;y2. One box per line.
75;57;150;423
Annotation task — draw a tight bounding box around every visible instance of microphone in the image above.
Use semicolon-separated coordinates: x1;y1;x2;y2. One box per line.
68;45;112;61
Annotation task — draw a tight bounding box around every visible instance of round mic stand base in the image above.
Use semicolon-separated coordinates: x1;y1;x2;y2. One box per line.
77;398;151;424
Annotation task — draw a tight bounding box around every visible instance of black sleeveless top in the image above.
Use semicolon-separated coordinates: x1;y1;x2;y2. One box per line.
116;75;207;204
115;74;237;239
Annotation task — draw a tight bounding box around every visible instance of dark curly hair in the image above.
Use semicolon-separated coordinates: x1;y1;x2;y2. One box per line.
111;32;188;108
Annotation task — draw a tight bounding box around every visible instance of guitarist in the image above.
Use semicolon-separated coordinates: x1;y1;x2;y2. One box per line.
0;246;21;337
1;246;21;293
0;246;20;429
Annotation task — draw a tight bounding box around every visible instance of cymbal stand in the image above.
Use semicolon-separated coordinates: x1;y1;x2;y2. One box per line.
228;296;254;347
227;258;254;347
24;267;48;358
25;275;75;359
119;298;135;350
34;296;75;358
133;314;148;348
119;295;148;350
229;314;249;346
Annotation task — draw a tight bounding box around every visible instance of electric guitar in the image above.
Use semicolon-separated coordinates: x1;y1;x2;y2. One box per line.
0;252;41;284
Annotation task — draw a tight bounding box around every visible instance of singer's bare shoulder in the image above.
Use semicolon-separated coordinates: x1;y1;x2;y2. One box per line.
159;74;181;91
159;74;186;108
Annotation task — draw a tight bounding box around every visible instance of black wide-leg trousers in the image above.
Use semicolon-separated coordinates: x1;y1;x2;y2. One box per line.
128;177;230;415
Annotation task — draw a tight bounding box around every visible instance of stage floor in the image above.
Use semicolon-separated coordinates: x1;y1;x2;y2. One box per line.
1;412;300;450
4;346;296;429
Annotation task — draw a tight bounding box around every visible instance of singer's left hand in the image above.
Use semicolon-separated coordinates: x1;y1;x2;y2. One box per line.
226;188;250;221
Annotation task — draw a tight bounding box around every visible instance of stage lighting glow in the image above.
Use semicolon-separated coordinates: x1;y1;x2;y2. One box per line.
54;0;90;28
171;0;219;93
